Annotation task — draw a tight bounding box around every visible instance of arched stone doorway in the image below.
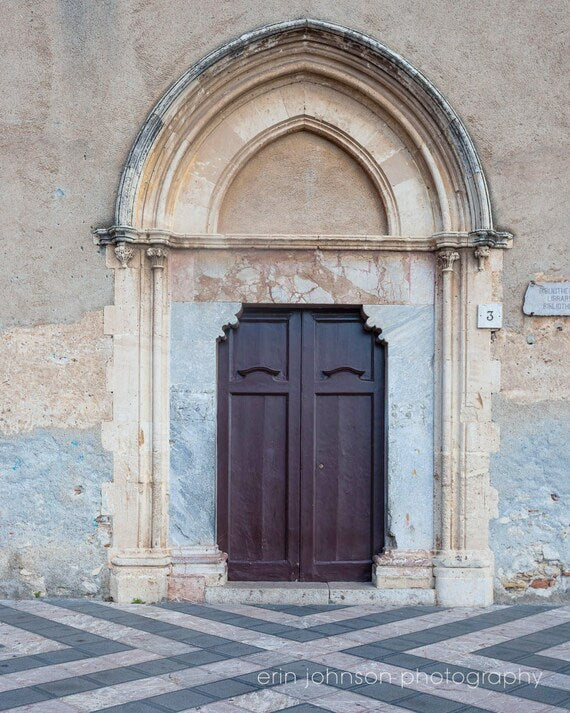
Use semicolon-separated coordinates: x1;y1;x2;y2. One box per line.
96;19;512;606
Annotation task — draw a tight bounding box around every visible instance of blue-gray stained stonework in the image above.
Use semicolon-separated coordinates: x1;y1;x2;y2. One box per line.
0;428;112;598
364;305;435;551
170;302;241;547
490;397;570;600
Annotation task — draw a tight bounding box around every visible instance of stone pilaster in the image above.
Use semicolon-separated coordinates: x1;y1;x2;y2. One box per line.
433;246;499;606
103;244;171;603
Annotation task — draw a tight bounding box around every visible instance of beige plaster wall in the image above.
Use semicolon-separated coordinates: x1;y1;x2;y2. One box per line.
1;0;568;599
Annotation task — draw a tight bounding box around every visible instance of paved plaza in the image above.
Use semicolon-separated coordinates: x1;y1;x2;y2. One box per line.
0;601;568;712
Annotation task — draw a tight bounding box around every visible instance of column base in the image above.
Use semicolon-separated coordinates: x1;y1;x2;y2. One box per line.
109;549;170;604
373;549;434;588
434;550;494;607
168;546;227;602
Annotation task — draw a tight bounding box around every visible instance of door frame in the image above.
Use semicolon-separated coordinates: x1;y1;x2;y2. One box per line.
95;20;513;606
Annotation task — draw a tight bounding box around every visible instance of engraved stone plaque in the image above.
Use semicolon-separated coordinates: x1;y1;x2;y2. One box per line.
523;282;570;316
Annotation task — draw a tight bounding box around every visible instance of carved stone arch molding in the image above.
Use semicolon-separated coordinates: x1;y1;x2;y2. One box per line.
96;19;512;605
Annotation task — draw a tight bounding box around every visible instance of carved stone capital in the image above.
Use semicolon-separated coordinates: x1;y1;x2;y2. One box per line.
146;247;168;269
438;248;460;273
114;242;134;269
474;245;490;271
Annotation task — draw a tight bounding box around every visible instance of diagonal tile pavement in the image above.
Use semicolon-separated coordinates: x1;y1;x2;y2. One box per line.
0;600;568;712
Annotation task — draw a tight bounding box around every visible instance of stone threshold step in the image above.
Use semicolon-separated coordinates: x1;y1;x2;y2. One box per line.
205;581;435;605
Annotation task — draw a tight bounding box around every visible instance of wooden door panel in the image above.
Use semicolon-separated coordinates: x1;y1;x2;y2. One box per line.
218;310;301;581
314;394;375;564
300;310;384;582
230;317;290;381
314;318;375;382
218;307;384;583
228;394;289;570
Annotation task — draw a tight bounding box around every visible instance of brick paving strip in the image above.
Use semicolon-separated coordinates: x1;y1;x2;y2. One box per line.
0;601;567;712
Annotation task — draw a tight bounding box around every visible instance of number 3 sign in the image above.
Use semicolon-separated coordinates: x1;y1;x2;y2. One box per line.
477;304;503;328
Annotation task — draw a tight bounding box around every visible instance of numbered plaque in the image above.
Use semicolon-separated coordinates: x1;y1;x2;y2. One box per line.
477;304;503;328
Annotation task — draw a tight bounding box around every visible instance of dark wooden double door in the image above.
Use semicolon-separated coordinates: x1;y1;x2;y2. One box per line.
217;307;384;582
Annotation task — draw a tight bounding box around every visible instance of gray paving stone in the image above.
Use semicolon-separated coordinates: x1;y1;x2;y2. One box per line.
236;667;280;687
278;629;324;642
508;683;570;705
402;629;455;644
368;636;422;652
171;649;229;667
476;645;528;660
52;632;105;645
341;643;399;659
513;654;570;673
97;702;166;712
395;692;468;711
125;619;182;634
221;615;265;627
255;605;346;616
85;667;147;685
210;641;265;656
270;660;336;678
146;688;216;710
129;658;189;675
435;622;477;634
175;632;236;647
479;677;525;694
331;616;380;629
380;653;438;670
307;623;354;635
193;677;258;699
35;675;101;697
157;603;209;615
32;649;87;665
0;687;53;711
8;622;73;638
521;628;570;646
0;656;52;675
196;608;247;622
73;640;131;655
244;621;295;634
364;608;430;624
351;681;417;703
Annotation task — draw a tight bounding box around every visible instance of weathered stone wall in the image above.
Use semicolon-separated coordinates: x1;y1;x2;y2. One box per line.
1;0;567;599
0;313;112;597
492;320;570;599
